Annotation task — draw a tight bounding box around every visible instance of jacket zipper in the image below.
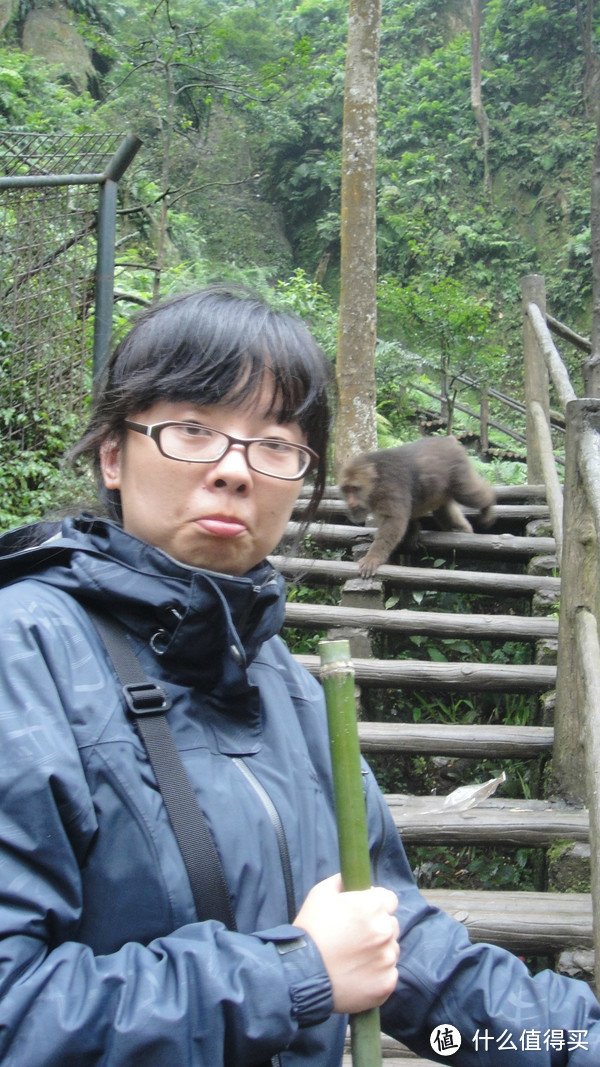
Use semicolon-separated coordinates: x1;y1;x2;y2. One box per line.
232;757;297;922
232;760;293;1067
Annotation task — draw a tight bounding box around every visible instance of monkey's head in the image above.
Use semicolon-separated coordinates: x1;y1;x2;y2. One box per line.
339;455;376;523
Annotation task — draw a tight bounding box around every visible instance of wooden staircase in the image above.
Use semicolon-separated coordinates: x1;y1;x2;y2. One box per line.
272;483;592;1065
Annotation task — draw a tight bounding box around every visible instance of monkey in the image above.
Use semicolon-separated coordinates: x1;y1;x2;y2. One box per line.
339;436;496;577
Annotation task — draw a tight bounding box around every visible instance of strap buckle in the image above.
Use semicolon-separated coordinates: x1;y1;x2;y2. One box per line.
123;682;172;715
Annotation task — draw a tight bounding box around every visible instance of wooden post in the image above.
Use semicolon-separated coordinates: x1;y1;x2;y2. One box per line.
553;399;600;804
338;576;384;660
337;574;384;718
479;386;489;453
522;274;550;486
575;608;600;990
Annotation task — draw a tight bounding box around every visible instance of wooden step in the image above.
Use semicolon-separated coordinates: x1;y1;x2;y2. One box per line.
385;795;588;846
299;483;550;503
285;601;559;641
284;521;556;560
296;654;556;692
302;497;551;523
270;555;561;598
358;721;554;758
422;888;592;953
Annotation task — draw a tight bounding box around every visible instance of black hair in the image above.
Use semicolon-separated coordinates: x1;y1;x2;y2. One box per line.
70;284;333;524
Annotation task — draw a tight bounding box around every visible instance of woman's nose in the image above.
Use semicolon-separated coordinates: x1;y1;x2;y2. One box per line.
207;442;252;490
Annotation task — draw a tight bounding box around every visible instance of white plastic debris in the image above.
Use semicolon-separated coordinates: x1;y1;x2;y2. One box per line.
438;771;507;812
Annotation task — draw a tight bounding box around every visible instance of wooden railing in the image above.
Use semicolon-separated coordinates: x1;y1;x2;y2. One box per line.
522;273;600;985
405;359;567;463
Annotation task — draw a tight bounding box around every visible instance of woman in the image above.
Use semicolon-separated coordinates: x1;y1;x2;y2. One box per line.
0;284;597;1065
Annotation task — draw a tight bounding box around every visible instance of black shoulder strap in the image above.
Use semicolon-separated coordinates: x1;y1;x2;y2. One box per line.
86;608;237;931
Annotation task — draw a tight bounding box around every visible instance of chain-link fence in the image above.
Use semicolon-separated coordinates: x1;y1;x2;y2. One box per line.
0;131;138;452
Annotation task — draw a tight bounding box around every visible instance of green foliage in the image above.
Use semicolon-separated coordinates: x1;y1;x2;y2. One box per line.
0;46;97;128
475;457;528;486
375;277;509;435
377;276;497;369
0;0;596;514
408;841;538;892
3;0;597;366
0;337;92;530
375;412;404;449
0;400;92;531
283;580;337;655
273;269;338;355
0;442;91;531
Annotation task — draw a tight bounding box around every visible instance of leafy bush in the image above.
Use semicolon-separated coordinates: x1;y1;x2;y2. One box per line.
0;439;93;531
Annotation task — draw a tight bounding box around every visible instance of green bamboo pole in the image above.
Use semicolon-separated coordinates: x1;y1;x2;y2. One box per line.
318;638;382;1067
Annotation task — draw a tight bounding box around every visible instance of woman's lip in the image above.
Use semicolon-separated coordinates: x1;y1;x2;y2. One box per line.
196;516;247;538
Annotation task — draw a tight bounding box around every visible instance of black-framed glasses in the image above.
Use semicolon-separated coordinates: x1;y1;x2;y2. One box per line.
123;420;318;480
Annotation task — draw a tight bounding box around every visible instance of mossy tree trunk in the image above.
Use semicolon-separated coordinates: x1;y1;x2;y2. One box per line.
334;0;381;477
576;0;600;395
470;0;491;195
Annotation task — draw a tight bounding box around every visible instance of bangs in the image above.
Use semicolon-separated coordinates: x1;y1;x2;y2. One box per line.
108;286;327;435
184;340;325;435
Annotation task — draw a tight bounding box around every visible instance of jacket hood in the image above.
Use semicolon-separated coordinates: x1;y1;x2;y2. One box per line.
0;515;286;691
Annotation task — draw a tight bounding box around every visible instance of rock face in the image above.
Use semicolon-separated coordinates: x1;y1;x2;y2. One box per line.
0;0;14;35
22;4;94;91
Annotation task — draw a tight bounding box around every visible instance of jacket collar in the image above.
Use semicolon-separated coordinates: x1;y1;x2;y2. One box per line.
0;514;286;692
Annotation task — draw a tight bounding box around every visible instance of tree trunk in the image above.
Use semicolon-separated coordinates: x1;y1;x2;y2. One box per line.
334;0;381;476
576;0;600;394
587;114;600;395
470;0;491;195
153;56;175;302
553;400;600;803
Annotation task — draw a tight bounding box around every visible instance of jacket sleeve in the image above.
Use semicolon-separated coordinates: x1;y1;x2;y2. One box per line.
362;769;600;1065
0;591;332;1066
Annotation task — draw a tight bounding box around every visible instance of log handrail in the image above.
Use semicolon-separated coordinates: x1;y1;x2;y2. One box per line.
522;275;600;987
579;425;600;537
577;608;600;978
529;399;564;565
526;301;578;411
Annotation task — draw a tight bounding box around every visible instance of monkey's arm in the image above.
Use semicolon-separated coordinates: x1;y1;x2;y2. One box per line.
358;510;413;577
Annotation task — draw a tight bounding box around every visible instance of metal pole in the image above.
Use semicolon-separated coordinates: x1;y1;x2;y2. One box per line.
92;135;142;377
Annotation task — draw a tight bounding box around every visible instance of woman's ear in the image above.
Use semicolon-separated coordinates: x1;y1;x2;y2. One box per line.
99;437;122;489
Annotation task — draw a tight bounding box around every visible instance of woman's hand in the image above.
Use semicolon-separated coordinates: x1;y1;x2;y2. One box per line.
294;873;400;1014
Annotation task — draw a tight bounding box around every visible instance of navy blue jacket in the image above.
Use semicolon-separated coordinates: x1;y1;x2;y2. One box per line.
0;515;598;1065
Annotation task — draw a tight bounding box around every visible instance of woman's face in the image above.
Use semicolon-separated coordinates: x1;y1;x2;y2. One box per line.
100;390;307;575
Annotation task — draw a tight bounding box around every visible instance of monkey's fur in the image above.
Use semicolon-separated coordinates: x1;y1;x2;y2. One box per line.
339;436;496;577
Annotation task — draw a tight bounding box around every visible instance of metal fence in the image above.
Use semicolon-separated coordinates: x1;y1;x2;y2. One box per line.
0;131;140;451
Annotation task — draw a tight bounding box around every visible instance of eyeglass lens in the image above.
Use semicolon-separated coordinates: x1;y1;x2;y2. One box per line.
159;424;310;477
